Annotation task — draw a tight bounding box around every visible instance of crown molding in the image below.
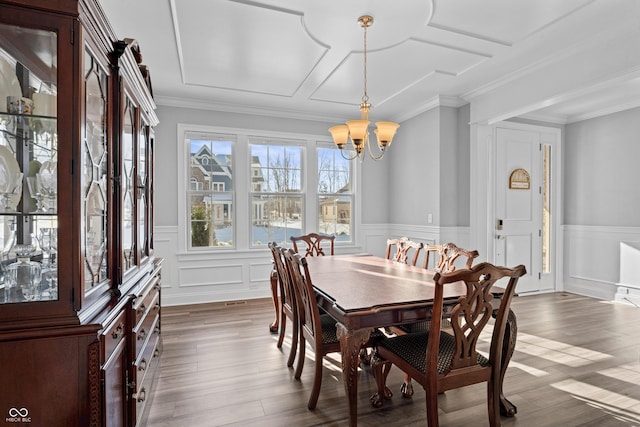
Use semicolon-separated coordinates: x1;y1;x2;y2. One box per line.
154;95;343;123
395;95;467;122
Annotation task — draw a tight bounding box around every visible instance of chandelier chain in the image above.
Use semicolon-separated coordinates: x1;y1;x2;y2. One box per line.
362;21;368;104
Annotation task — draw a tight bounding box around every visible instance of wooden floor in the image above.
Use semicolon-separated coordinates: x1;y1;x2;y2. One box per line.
144;293;640;426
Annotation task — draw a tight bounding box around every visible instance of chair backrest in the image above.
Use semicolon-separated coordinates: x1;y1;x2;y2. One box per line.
422;242;479;272
283;248;323;347
268;242;296;316
428;262;526;388
290;233;335;256
386;237;423;266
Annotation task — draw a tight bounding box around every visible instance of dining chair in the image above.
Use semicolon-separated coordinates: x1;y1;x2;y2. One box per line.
283;248;383;409
423;242;479;272
268;242;299;368
290;233;335;256
397;242;481;396
370;262;526;427
283;248;341;409
386;237;424;266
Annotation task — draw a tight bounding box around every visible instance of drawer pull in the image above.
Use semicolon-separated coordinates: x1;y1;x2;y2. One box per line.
134;387;146;403
153;303;160;311
138;359;147;371
137;303;146;315
111;323;124;340
137;328;146;341
153;349;160;358
154;325;160;335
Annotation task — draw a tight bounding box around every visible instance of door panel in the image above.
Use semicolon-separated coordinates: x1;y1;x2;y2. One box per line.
495;128;541;293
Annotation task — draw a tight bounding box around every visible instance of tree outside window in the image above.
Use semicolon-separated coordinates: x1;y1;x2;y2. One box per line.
317;147;353;241
250;141;303;246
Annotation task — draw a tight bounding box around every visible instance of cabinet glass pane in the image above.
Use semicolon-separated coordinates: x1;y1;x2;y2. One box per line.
0;23;58;304
122;97;135;271
138;124;147;260
82;48;108;291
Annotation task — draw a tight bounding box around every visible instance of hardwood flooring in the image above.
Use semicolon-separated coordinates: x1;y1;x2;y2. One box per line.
144;293;640;426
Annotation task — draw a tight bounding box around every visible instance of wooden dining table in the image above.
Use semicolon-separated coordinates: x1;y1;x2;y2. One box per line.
304;254;518;427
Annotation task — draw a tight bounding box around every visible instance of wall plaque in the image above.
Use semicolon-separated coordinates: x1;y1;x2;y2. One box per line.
509;168;530;189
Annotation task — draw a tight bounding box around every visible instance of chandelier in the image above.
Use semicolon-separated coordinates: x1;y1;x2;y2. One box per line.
329;15;400;161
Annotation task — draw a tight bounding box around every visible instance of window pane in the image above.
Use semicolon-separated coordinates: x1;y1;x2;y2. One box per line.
317;147;353;242
251;195;302;246
250;143;302;192
318;147;351;193
187;133;234;248
319;195;352;241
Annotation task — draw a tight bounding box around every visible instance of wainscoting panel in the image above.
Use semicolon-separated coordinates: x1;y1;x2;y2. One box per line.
563;225;640;302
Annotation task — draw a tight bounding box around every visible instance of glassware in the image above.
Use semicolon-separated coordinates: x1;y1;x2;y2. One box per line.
37;160;57;212
5;244;42;302
37;227;57;263
26;176;45;212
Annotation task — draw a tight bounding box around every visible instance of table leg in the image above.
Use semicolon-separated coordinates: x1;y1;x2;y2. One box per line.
499;308;518;416
336;323;372;427
269;270;279;333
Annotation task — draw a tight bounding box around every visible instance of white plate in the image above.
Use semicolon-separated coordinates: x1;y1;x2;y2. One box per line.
0;56;22;114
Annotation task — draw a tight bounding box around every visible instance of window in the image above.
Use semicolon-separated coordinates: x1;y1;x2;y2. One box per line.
317;147;353;242
186;132;234;248
249;139;303;247
178;125;358;252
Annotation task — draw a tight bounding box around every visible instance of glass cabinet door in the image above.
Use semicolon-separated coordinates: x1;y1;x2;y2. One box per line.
121;95;136;273
82;47;109;295
0;22;58;304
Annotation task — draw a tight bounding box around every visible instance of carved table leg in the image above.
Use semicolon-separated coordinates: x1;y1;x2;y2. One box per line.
269;270;280;333
336;323;372;427
499;308;518;416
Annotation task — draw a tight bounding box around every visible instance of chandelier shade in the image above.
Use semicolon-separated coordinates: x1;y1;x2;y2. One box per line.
329;15;399;161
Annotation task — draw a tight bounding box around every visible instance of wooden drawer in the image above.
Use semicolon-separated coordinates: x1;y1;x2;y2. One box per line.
101;309;127;362
133;275;160;326
133;301;159;357
132;334;161;425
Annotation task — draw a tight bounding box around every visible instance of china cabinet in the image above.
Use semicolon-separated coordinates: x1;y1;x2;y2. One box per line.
0;1;160;426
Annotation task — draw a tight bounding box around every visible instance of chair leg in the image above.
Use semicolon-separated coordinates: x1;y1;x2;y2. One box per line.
369;351;393;408
307;353;324;409
294;336;306;379
277;313;286;349
269;271;279;333
401;372;414;398
425;389;440;427
287;315;298;368
487;376;501;427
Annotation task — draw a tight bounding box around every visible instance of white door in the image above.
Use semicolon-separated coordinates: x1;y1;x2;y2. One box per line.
494;127;554;294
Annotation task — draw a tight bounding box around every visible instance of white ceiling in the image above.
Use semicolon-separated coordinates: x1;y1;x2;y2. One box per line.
98;0;640;125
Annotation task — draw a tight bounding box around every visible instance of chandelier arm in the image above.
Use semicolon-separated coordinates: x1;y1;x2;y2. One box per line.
366;137;386;160
339;148;359;161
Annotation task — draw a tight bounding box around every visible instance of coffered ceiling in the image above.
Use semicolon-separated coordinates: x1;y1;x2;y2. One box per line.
99;0;640;124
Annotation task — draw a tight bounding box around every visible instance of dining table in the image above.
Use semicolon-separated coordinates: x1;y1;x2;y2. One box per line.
304;254;518;427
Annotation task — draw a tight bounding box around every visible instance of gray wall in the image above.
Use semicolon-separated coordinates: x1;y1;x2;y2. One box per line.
564;107;640;226
388;107;440;226
386;105;470;228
